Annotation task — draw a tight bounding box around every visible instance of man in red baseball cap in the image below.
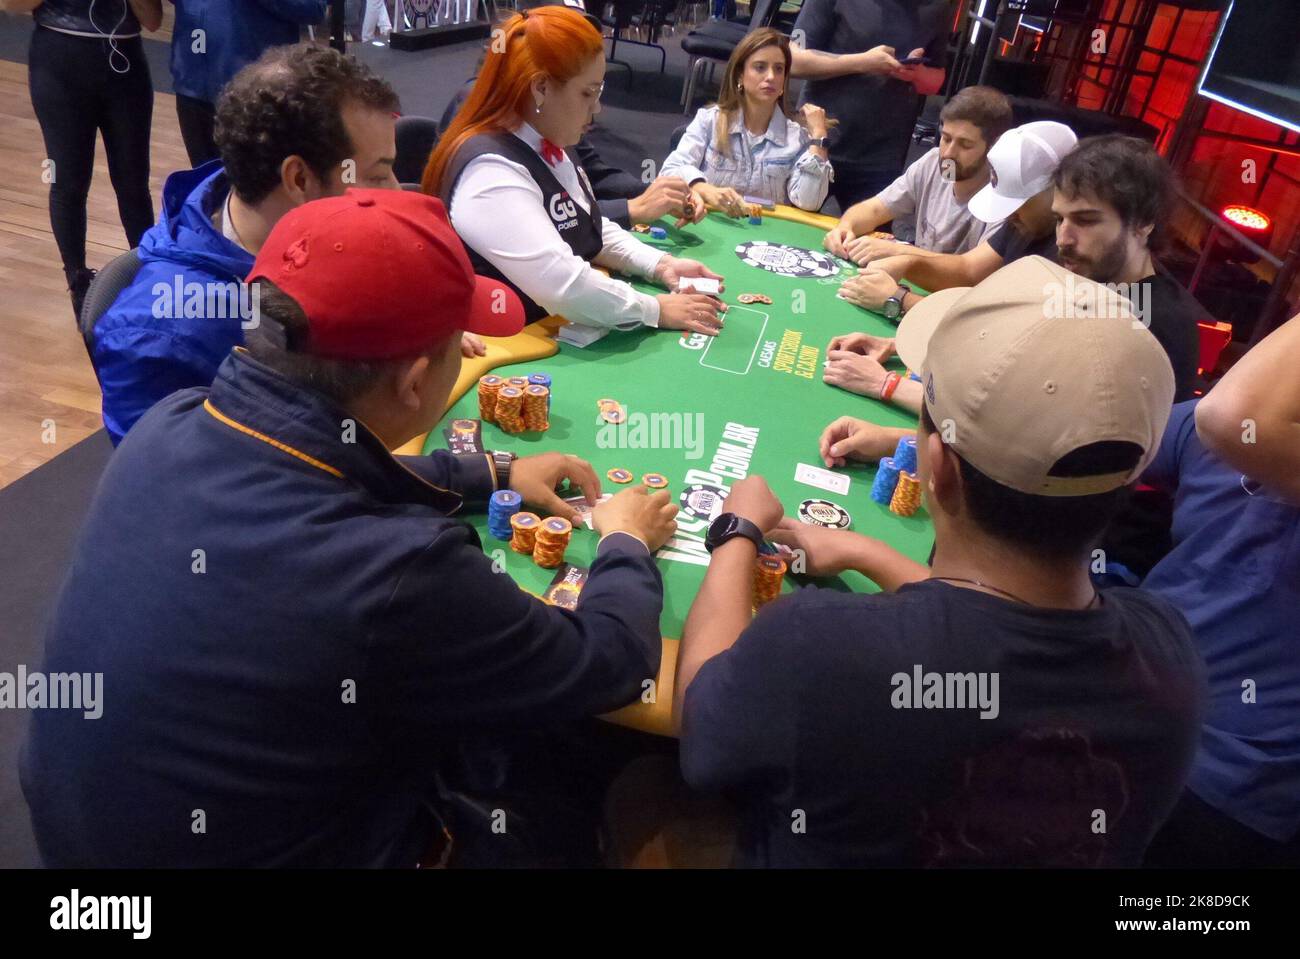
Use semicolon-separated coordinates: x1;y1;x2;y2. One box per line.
21;189;679;868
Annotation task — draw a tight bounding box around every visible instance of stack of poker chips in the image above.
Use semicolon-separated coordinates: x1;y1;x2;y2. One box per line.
477;375;503;423
870;456;901;505
522;385;550;431
894;436;918;475
890;471;922;517
495;386;526;434
488;489;522;539
533;517;573;569
752;555;787;609
509;512;540;554
527;373;552;412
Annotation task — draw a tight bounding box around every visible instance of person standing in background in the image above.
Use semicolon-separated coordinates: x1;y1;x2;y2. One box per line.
790;0;951;211
4;0;162;317
168;0;328;167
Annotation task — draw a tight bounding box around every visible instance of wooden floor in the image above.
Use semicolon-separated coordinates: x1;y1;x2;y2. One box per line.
0;11;191;488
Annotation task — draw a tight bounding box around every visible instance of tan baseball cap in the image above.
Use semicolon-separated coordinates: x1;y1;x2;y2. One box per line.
908;256;1175;497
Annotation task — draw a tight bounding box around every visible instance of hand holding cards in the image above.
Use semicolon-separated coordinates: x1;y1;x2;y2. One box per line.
678;276;721;296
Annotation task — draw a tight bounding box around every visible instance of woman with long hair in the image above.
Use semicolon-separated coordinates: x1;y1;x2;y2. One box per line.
662;28;834;216
423;5;726;339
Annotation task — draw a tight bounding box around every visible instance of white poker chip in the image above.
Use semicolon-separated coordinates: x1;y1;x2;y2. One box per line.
679;483;729;522
798;498;851;529
735;240;838;278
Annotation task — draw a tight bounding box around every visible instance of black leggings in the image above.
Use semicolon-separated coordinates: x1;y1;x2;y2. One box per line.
28;25;155;276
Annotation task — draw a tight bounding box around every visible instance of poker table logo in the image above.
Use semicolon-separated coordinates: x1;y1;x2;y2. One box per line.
734;240;839;278
679;483;729;522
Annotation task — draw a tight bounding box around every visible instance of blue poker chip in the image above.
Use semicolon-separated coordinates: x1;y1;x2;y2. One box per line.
649;226;668;240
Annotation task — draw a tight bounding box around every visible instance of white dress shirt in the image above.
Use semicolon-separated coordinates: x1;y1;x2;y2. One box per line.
449;122;666;330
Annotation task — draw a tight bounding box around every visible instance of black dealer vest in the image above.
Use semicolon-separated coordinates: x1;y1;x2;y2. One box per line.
444;132;604;322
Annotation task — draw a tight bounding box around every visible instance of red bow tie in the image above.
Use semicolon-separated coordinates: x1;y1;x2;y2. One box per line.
539;139;565;167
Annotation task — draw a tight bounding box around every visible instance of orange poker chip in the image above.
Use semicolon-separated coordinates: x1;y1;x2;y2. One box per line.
641;473;668;489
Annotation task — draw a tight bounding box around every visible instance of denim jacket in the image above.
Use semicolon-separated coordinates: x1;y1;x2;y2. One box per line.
661;104;833;211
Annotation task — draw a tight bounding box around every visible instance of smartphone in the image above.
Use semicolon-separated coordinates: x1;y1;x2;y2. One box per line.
899;55;930;66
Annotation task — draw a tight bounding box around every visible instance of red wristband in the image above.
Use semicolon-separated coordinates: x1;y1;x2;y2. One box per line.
879;372;902;402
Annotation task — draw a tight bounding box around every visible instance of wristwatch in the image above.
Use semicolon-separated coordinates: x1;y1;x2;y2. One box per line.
490;450;516;490
808;136;829;149
883;285;909;322
705;512;765;553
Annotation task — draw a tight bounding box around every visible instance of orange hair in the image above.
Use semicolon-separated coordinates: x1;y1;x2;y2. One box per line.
422;7;605;197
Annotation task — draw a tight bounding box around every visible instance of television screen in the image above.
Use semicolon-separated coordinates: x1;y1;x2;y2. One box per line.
1198;0;1300;134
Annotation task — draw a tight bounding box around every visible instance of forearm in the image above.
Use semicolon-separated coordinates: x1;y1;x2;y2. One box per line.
1;0;43;13
789;154;832;211
888;376;923;414
842;197;892;235
673;537;758;728
847;537;929;592
894;252;974;291
1195;314;1300;503
790;46;866;79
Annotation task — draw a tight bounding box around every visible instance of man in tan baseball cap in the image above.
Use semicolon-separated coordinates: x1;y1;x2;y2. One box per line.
676;256;1206;867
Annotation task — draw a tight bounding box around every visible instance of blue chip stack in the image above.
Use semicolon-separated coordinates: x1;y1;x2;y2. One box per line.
748;215;761;225
528;372;551;412
649;226;667;240
871;457;901;505
488;489;522;539
894;436;918;475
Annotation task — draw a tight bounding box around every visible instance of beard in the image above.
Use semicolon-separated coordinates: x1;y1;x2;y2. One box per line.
1058;234;1129;283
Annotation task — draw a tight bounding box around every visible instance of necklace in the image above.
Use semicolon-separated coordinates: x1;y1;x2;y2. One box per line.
932;576;1099;610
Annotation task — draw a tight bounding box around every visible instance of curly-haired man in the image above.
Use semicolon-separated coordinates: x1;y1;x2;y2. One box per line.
90;44;403;446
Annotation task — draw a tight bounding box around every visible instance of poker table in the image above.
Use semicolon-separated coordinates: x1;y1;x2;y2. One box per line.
399;205;933;737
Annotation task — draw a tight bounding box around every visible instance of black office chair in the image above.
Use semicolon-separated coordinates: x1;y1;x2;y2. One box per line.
679;0;782;112
79;249;142;357
394;115;441;188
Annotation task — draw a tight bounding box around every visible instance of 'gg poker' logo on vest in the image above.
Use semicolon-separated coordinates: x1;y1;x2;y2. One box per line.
548;191;579;231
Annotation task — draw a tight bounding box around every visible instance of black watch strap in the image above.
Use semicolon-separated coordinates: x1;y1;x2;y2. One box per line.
706;513;764;553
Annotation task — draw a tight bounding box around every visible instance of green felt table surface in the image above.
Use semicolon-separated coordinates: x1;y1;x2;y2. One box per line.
422;210;932;640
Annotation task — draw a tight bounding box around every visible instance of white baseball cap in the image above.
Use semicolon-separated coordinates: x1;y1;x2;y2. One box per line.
912;256;1175;497
968;121;1078;224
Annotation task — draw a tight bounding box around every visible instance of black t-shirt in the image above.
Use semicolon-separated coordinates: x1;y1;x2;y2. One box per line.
1137;271;1204;403
794;0;951;175
989;221;1059;264
680;579;1205;867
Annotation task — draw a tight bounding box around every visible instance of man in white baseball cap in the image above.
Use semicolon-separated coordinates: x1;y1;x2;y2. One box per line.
676;255;1206;867
827;120;1078;327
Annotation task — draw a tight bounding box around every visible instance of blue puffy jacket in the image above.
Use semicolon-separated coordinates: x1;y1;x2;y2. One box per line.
169;0;327;105
93;162;252;445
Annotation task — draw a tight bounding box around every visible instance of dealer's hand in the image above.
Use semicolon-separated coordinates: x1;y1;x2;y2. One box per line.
678;186;710;227
723;475;785;534
594;486;679;552
823;349;889;397
628;176;692;225
824;223;855;257
819;416;908;467
695;183;749;218
460;332;487;358
510;452;602;524
826;331;896;363
843;234;905;265
654;255;726;294
768;518;876;577
838;270;899;312
656;293;726;337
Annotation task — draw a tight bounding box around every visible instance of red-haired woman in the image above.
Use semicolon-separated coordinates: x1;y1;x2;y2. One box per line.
423;6;726;338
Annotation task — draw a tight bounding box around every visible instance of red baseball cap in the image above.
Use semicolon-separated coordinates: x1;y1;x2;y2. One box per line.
246;189;525;360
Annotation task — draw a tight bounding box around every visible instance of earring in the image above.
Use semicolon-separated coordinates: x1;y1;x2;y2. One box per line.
534;100;543;115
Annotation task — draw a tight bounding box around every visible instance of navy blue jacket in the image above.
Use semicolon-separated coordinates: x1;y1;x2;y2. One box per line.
94;162;252;446
169;0;327;105
21;350;663;867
